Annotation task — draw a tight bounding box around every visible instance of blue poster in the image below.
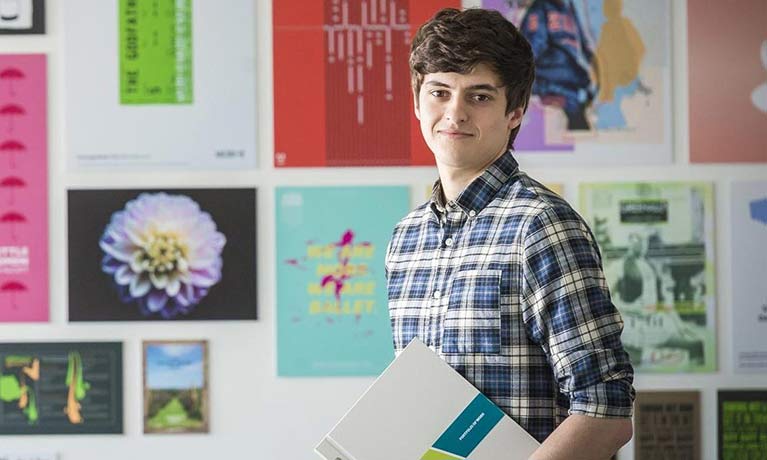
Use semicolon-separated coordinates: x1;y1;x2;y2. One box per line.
276;186;410;376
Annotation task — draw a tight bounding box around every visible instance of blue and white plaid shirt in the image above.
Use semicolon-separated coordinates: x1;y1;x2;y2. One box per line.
385;151;635;442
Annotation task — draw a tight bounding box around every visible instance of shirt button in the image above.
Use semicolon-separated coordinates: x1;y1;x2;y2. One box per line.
445;237;454;247
433;290;441;299
469;210;476;217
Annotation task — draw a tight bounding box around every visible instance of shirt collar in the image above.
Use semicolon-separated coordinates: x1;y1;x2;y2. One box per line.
430;150;520;217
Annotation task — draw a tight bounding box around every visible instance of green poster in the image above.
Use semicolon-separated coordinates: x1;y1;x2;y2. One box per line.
119;0;193;104
580;182;716;373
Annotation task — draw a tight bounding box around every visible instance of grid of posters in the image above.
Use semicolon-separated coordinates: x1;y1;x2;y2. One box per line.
64;0;256;170
0;0;44;35
273;0;458;167
719;390;767;460
68;188;257;321
143;340;208;434
0;54;47;322
732;181;767;372
579;182;716;372
481;0;672;165
634;391;700;460
688;0;767;163
276;186;409;376
0;342;122;435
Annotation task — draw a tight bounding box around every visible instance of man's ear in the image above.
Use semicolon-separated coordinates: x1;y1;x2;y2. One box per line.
507;106;524;130
413;88;421;120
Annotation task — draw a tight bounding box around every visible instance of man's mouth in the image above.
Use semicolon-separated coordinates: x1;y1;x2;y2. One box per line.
438;130;473;139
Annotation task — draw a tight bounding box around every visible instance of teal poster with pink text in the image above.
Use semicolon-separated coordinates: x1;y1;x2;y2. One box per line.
276;186;409;376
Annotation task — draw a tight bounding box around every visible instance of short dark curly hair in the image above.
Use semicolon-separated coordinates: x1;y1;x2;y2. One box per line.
409;8;535;149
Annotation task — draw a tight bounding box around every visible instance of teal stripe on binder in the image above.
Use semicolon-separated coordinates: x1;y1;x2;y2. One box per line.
430;394;504;458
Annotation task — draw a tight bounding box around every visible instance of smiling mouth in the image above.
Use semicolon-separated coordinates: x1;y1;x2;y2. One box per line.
439;130;473;139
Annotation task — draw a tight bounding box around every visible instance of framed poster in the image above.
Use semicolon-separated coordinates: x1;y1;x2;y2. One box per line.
68;188;257;321
0;342;122;435
273;0;459;167
64;0;256;170
719;390;767;460
634;391;700;460
688;0;767;163
0;54;47;322
0;0;44;35
579;182;716;372
480;0;672;165
143;340;208;434
276;186;409;376
732;181;767;372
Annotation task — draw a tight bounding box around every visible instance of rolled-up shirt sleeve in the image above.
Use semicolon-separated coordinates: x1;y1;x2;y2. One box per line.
521;204;635;418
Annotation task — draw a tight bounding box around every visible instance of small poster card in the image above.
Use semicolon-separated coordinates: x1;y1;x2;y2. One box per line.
719;390;767;459
634;391;700;460
143;340;208;434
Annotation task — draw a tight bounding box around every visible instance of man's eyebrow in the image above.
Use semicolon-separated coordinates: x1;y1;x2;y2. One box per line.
423;81;502;92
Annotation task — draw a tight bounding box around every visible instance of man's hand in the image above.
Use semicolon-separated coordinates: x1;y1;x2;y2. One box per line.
529;414;632;460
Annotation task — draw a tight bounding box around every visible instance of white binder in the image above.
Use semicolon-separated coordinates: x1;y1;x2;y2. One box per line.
316;338;540;460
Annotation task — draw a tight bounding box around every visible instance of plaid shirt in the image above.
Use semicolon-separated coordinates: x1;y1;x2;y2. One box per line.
385;151;635;442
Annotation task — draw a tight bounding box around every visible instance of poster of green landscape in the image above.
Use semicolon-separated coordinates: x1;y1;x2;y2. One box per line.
143;340;208;434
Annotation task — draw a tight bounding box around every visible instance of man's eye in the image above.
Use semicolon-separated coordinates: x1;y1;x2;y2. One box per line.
430;90;448;98
472;94;492;102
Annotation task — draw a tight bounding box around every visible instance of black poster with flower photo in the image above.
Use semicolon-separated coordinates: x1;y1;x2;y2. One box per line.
67;188;257;321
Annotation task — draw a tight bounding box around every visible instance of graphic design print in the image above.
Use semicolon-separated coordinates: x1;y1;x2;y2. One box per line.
0;54;47;322
0;342;122;435
481;0;671;165
718;390;767;460
65;0;256;170
276;187;409;376
688;0;767;162
273;0;458;167
580;182;716;372
143;341;208;434
68;188;257;322
0;0;44;35
732;181;767;373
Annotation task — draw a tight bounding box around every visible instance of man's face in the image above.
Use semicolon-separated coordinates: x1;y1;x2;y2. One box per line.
414;63;523;173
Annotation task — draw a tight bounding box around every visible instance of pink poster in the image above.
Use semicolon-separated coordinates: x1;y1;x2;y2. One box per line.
0;54;48;321
688;0;767;163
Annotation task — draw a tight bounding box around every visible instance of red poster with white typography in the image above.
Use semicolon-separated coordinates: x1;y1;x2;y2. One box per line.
274;0;458;167
0;54;48;321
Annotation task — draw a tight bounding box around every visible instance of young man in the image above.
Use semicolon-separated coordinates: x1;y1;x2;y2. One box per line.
385;8;634;459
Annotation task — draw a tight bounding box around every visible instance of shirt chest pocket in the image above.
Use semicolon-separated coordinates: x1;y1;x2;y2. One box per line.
441;269;502;355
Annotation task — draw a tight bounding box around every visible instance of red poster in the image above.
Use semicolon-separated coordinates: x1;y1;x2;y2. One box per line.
274;0;458;167
688;0;767;163
0;54;48;322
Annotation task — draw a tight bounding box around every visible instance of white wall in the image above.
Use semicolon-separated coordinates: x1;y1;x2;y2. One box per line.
0;1;765;459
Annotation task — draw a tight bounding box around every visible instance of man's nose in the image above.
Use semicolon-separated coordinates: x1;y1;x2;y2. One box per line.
444;97;468;123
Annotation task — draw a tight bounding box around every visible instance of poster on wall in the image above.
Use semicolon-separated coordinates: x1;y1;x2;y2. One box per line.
579;182;716;372
732;181;767;372
276;186;409;376
634;391;700;460
273;0;458;167
0;54;47;322
0;342;122;435
68;188;257;321
64;0;256;170
719;390;767;459
479;0;672;166
688;0;767;163
143;340;208;434
0;0;44;35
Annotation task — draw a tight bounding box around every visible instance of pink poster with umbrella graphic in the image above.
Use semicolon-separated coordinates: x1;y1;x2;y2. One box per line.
0;54;47;321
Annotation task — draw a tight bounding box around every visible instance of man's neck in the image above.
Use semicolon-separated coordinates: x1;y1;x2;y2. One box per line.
437;152;505;203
